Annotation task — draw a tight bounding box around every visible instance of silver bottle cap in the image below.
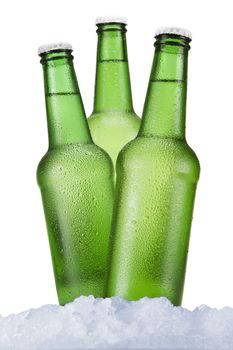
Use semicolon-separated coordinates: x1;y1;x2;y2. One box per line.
155;26;192;40
38;42;72;55
96;17;127;25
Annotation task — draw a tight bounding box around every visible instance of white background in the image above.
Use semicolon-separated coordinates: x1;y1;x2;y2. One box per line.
0;0;231;316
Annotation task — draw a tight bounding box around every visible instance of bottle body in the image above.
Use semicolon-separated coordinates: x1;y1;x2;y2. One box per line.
37;143;113;304
106;31;200;305
88;22;140;166
106;136;199;305
37;47;114;304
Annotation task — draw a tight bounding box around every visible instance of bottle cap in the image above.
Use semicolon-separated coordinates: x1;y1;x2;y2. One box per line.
95;17;127;25
38;42;73;55
155;27;192;40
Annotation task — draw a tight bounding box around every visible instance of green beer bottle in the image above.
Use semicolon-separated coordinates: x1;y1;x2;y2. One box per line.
37;43;114;305
106;28;200;305
88;17;140;166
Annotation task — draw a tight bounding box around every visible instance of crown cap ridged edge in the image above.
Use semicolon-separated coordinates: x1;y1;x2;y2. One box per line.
155;26;192;40
96;17;127;25
38;42;72;55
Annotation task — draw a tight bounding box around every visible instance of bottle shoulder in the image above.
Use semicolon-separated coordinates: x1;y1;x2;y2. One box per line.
88;112;140;148
88;111;140;126
37;143;113;181
120;135;198;155
117;136;200;180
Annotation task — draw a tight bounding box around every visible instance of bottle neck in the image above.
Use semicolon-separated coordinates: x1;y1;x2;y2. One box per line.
139;35;190;140
41;50;92;149
93;23;134;113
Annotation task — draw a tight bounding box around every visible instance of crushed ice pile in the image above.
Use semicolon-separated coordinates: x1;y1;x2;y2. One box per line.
1;296;233;349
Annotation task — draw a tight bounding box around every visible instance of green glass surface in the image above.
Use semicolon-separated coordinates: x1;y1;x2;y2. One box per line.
37;49;114;305
88;23;140;166
106;34;200;305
